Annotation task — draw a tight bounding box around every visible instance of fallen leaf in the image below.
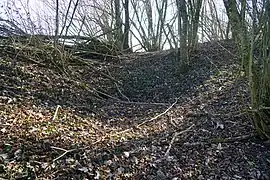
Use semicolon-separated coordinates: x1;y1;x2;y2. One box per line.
216;122;224;129
78;167;88;173
0;128;7;133
123;151;130;158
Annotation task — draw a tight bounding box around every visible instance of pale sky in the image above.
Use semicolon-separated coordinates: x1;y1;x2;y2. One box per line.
0;0;228;49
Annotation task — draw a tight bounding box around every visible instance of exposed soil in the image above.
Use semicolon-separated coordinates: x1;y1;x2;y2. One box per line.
0;40;270;179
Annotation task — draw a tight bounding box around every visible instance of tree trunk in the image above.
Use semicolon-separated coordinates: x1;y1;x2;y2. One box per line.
223;0;249;73
114;0;123;50
224;0;270;139
54;0;59;47
177;0;202;67
143;0;155;51
191;0;203;49
123;0;130;51
178;0;188;66
250;0;270;139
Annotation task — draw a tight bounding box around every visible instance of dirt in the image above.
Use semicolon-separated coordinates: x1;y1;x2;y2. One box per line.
0;40;270;179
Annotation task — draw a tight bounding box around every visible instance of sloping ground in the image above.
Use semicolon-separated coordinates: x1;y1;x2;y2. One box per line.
0;40;270;179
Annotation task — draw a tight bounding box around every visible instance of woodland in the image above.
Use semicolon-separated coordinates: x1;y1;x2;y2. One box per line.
0;0;270;179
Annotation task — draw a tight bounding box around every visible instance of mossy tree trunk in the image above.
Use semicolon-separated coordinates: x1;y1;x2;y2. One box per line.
224;0;270;139
223;0;249;74
249;0;270;139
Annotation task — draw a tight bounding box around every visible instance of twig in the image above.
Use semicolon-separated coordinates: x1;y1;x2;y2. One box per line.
112;99;178;136
74;51;119;59
106;68;130;101
63;77;119;101
51;146;67;152
164;124;195;157
75;57;121;84
215;40;237;57
205;55;220;71
51;146;76;162
113;100;170;106
137;98;178;128
22;56;46;66
94;88;121;101
182;134;255;147
52;105;61;121
259;106;270;110
114;82;130;101
51;139;102;162
169;116;184;128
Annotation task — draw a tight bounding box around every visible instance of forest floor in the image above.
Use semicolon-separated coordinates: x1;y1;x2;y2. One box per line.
0;40;270;179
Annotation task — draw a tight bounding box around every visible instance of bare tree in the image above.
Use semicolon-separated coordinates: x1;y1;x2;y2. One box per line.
129;0;171;51
155;0;169;50
176;0;203;67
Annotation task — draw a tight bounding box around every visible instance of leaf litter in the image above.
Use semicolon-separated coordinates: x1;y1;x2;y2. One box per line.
0;40;270;179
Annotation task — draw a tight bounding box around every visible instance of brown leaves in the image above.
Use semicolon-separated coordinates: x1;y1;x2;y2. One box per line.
1;40;270;179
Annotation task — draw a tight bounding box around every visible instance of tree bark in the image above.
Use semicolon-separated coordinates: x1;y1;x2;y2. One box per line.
114;0;123;50
123;0;130;51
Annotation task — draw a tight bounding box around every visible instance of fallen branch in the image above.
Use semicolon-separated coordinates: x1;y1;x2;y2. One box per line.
164;124;195;157
21;56;46;67
73;51;119;59
75;57;121;84
110;99;178;136
137;98;178;128
62;77;119;101
106;68;130;101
